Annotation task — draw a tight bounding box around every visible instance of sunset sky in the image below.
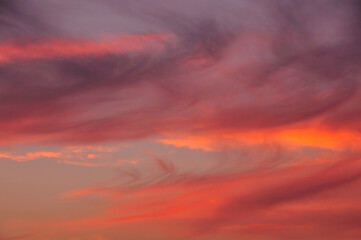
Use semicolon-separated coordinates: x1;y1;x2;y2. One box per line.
1;1;361;240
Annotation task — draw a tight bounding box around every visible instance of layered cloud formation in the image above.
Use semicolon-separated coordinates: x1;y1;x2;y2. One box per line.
1;1;361;240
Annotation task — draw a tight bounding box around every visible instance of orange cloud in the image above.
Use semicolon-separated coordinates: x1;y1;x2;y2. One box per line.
0;144;139;168
160;126;361;151
0;33;174;64
0;151;61;162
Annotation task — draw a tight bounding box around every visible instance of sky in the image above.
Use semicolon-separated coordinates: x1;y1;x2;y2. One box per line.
0;0;361;239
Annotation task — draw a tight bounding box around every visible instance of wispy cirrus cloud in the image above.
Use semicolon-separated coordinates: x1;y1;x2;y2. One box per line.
0;0;360;146
1;0;361;240
50;151;361;240
0;144;136;167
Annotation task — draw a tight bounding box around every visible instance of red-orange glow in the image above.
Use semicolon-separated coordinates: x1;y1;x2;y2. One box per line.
160;126;361;151
0;151;61;162
0;33;174;63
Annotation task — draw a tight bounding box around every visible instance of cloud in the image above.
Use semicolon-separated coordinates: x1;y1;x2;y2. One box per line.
0;151;61;162
0;144;136;167
5;144;360;239
0;230;39;240
2;1;361;240
198;155;361;233
0;0;359;146
56;151;361;239
0;34;174;64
